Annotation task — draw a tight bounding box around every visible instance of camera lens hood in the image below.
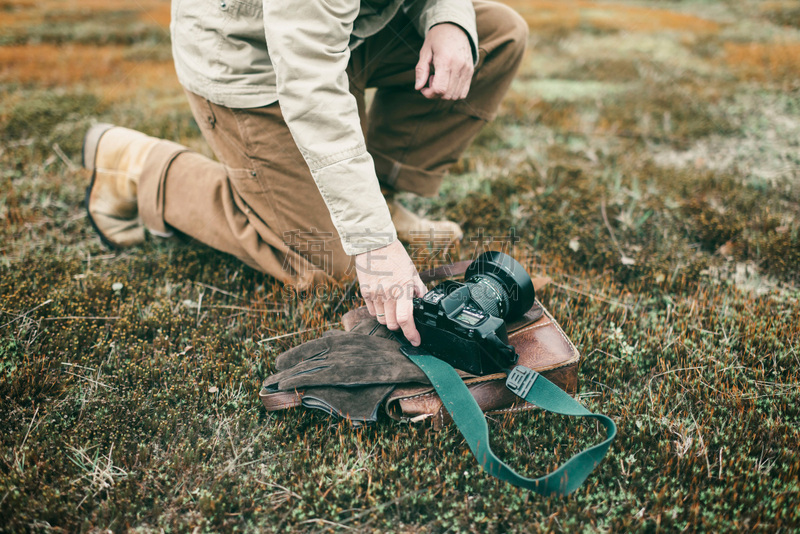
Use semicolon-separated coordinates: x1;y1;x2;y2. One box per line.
464;251;535;320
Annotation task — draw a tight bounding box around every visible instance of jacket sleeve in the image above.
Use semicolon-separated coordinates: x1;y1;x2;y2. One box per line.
262;0;396;256
403;0;479;63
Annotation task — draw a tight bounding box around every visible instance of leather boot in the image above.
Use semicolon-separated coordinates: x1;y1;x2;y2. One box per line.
82;123;160;248
385;195;463;246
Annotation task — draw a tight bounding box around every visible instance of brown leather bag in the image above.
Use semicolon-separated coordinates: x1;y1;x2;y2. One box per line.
260;264;581;428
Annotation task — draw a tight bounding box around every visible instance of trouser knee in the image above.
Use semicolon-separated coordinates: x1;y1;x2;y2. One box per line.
479;2;529;74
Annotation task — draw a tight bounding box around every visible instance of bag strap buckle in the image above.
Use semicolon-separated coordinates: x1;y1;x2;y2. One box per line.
506;365;539;399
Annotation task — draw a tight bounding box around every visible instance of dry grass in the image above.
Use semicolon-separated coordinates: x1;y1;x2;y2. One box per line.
503;0;720;36
0;44;175;89
760;1;800;29
724;41;800;85
0;0;170;31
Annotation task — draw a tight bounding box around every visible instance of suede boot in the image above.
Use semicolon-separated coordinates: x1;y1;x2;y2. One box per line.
384;192;463;246
82;123;160;248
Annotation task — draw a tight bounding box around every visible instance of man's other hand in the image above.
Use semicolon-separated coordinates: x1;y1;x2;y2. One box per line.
355;240;427;346
415;23;474;100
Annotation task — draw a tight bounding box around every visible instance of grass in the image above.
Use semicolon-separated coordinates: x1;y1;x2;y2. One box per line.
1;0;800;532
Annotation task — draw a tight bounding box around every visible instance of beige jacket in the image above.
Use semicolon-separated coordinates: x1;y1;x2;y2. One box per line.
171;0;478;255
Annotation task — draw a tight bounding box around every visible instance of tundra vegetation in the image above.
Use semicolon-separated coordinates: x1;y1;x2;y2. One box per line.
1;0;799;532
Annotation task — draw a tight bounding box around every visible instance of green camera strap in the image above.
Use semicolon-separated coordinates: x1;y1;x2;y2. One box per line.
400;346;617;497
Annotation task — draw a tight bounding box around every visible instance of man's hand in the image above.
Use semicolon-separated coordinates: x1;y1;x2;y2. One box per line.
355;240;427;346
415;23;474;100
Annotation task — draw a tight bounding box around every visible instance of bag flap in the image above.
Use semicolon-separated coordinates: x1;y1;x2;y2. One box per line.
385;299;581;425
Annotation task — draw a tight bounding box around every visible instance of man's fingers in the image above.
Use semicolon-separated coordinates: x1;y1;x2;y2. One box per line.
383;298;399;331
354;240;422;341
421;73;452;99
414;277;427;298
364;297;376;316
420;77;435;99
451;76;465;101
452;62;473;100
395;293;420;346
415;48;432;91
457;62;474;99
374;300;387;324
431;65;452;98
459;78;471;100
421;60;472;100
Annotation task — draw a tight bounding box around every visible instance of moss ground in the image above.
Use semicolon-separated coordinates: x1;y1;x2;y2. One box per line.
1;0;799;532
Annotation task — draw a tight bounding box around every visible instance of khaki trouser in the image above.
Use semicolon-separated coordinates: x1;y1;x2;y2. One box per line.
138;0;527;290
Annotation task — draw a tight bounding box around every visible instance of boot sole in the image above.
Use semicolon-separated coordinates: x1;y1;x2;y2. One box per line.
83;123;124;250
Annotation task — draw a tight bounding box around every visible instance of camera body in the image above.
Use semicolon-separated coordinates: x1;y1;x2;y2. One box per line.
412;251;535;375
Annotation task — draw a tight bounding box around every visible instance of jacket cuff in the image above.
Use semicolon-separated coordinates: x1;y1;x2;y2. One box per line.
340;223;398;256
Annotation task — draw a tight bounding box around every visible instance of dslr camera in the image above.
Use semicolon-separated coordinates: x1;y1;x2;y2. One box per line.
413;251;535;375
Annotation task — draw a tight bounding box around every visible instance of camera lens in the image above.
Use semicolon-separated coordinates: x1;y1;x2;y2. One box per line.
463;251;535;320
467;275;509;318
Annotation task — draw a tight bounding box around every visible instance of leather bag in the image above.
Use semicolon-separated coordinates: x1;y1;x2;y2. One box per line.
260;265;581;428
